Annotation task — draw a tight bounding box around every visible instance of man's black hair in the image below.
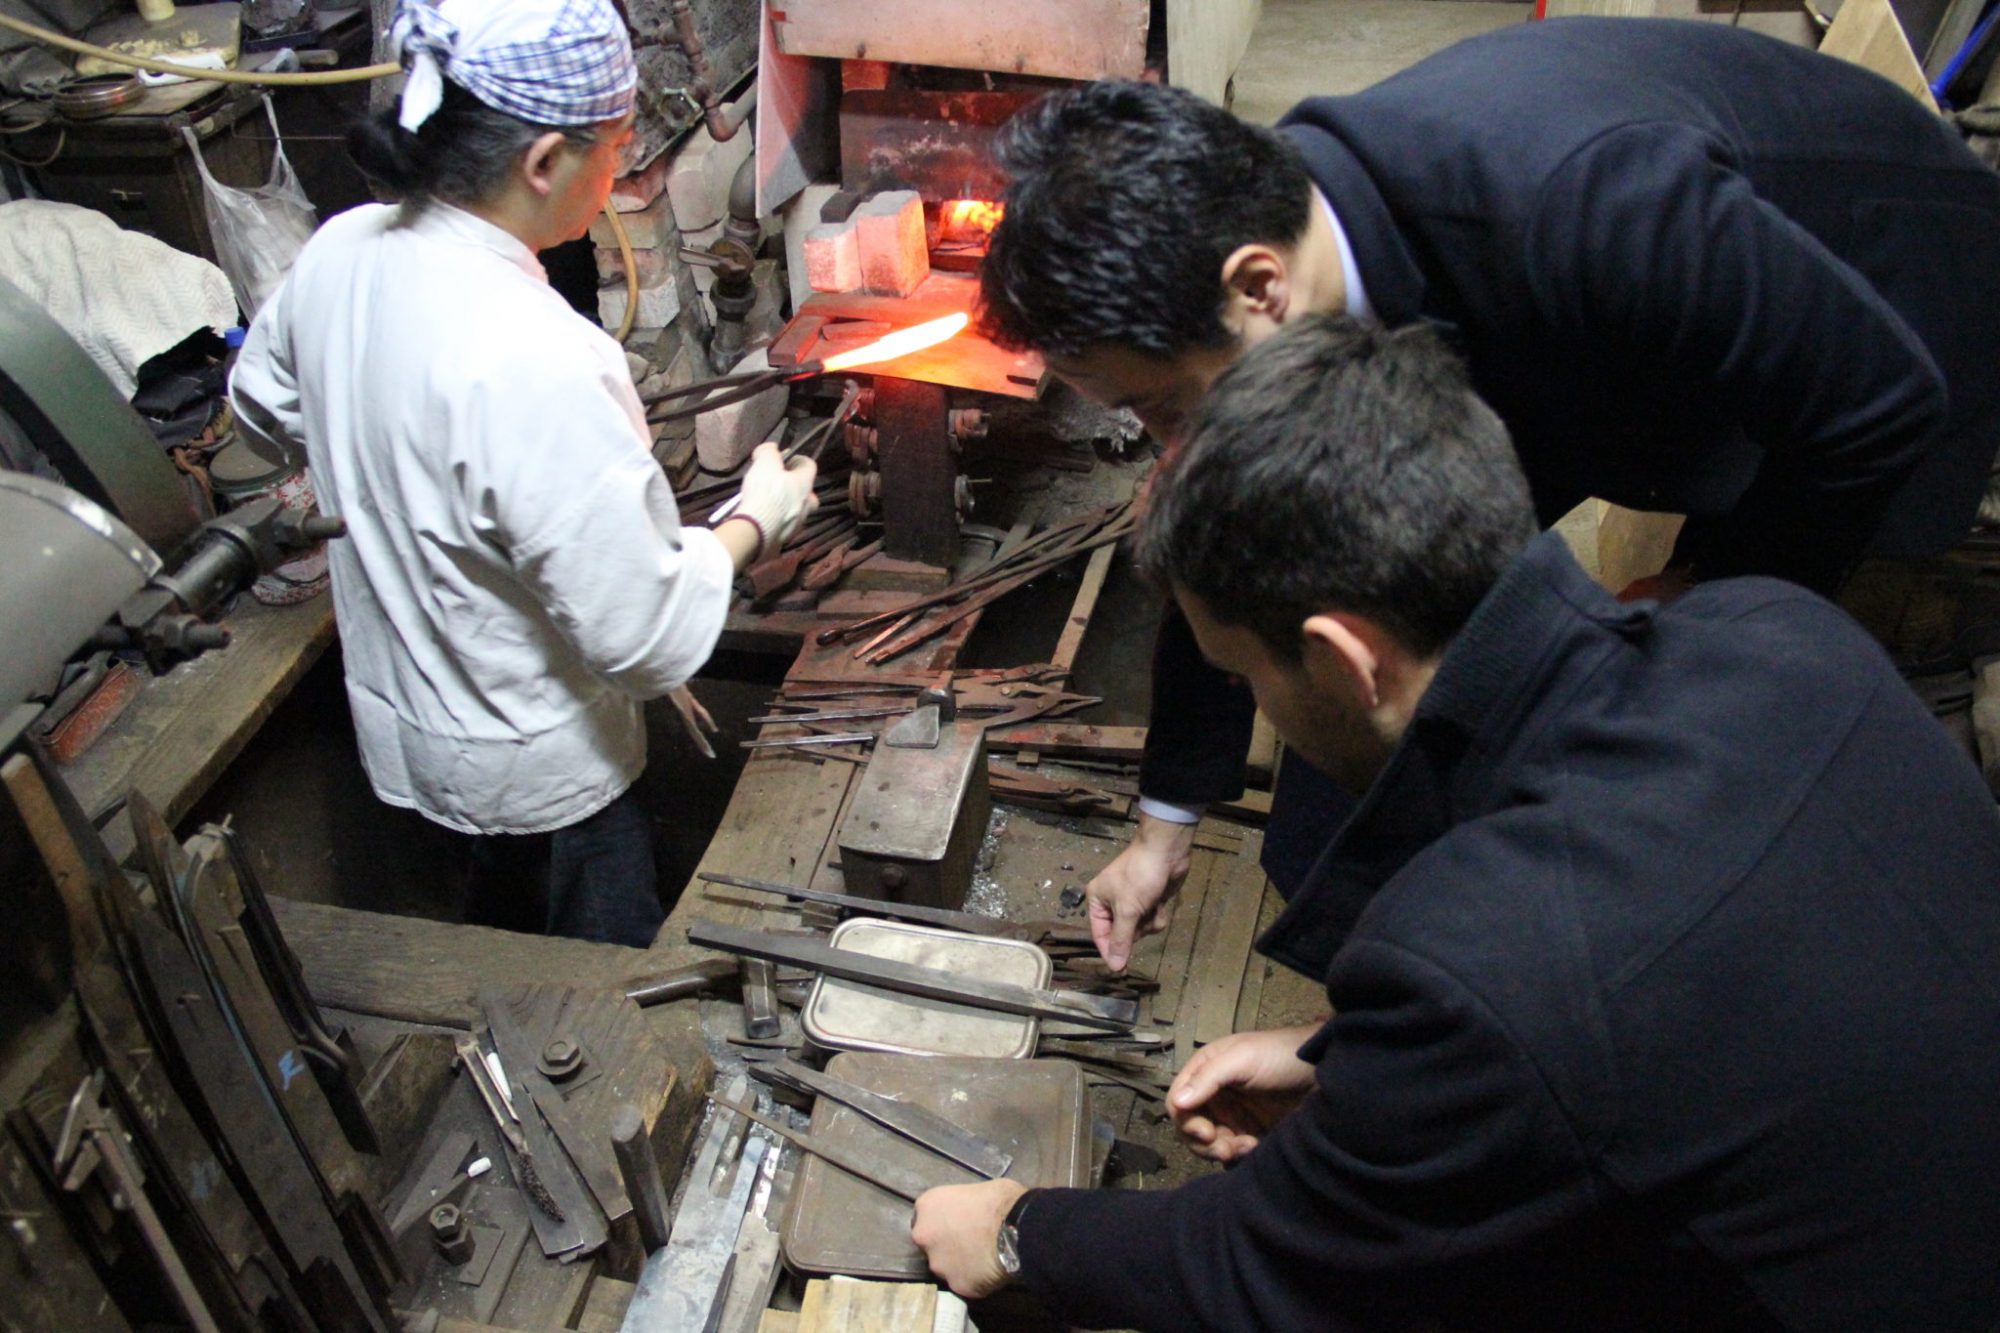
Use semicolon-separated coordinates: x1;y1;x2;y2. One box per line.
1137;315;1538;660
348;81;591;208
980;80;1313;359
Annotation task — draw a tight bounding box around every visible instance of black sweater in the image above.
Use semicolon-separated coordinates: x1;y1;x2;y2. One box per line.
1021;534;2000;1331
1143;17;2000;820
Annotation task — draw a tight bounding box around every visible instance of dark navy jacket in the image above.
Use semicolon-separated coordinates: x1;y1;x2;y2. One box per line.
1143;19;2000;883
1023;534;2000;1330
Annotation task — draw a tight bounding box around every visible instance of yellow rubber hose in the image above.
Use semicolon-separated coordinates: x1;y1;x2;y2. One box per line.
601;199;638;342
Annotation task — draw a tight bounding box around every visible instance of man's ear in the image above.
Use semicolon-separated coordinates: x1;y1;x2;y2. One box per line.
1300;612;1385;710
1219;244;1293;335
518;130;569;199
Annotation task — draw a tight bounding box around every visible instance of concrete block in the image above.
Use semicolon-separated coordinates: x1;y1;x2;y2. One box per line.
854;190;927;297
591;191;678;249
599;269;683;336
803;220;861;293
609;151;671;212
667;119;756;234
596;245;673;287
695;349;788;473
782;183;844;311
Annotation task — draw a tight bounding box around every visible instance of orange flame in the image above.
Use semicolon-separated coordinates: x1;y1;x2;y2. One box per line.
940;199;1005;235
820;313;970;372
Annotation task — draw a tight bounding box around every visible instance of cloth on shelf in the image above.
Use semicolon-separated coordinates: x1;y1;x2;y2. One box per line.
0;198;235;397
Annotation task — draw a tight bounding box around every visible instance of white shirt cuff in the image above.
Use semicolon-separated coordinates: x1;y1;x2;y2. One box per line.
1137;797;1205;825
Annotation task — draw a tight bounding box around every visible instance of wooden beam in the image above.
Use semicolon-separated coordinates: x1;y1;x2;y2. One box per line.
59;595;335;859
1186;832;1268;1052
774;0;1148;82
1051;543;1116;673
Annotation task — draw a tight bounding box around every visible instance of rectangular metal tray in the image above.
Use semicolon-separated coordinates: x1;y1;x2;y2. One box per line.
780;1054;1091;1280
802;918;1050;1060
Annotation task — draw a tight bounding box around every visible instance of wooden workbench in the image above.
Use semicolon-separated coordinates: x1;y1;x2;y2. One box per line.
58;592;336;859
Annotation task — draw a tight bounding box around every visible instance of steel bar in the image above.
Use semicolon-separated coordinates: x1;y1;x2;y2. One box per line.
745;706;909;726
611;1103;672;1252
738;732;875;750
753;1058;1012;1179
864;513;1137;665
705;1095;940;1203
816;502;1127;647
624;957;737;1007
688;921;1139;1032
698;871;1013;935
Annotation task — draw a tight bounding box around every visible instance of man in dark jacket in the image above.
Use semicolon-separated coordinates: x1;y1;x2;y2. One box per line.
912;317;2000;1330
978;18;2000;968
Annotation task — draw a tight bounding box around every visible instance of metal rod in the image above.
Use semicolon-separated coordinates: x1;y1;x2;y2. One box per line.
738;733;876;750
623;957;737;1007
698;871;1013;936
611;1103;672;1252
740;959;781;1039
688;922;1139;1032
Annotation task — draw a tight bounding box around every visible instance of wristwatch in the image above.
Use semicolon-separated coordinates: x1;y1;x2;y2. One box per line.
996;1189;1037;1279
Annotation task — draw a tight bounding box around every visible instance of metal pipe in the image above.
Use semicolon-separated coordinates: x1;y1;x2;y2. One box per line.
665;0;758;142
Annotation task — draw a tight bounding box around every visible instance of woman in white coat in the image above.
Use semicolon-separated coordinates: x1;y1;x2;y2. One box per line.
231;0;816;945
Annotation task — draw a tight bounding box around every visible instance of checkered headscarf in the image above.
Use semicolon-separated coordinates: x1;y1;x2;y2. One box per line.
391;0;637;132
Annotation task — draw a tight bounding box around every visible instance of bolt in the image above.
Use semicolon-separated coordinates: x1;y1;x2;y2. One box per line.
430;1203;473;1266
538;1035;585;1081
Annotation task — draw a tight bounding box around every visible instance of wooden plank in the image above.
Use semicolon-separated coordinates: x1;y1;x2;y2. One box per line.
1166;0;1262;105
1820;0;1941;109
1050;543;1116;673
759;1313;802;1333
774;0;1148;82
58;594;335;856
269;896;710;1028
1147;838;1224;1026
985;724;1146;763
797;1276;939;1333
1186;831;1267;1051
1244;711;1280;790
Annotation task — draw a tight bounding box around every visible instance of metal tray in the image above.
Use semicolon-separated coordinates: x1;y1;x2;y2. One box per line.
801;918;1050;1060
780;1054;1091;1280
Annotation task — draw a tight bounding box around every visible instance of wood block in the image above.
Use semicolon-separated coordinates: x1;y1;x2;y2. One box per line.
804;221;861;292
797;1276;939;1332
853;191;928;297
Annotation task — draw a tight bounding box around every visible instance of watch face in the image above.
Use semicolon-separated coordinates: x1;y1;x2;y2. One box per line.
997;1223;1023;1277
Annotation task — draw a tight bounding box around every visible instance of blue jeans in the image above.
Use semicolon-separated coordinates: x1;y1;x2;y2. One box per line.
462;785;663;948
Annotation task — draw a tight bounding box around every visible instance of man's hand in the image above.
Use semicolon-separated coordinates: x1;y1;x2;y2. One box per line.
912;1178;1028;1300
1088;813;1198;972
1168;1023;1322;1162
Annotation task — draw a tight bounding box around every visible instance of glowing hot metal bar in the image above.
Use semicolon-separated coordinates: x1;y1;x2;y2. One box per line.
819;313;970;372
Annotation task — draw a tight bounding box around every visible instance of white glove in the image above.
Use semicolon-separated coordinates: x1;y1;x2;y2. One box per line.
668;684;718;759
723;442;818;558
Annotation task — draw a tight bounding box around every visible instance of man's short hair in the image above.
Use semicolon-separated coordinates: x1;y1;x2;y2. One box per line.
1137;316;1539;660
980;81;1312;359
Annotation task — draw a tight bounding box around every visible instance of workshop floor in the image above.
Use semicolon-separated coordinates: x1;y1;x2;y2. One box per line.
192;0;1534;926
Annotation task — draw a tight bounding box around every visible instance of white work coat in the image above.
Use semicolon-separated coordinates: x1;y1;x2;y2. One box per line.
231;202;732;834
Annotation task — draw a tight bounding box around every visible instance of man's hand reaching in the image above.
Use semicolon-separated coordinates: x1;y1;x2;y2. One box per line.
1167;1023;1323;1162
1087;812;1197;972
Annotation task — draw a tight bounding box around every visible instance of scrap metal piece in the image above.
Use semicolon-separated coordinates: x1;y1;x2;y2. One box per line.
740;959;781;1040
53;1071;222;1333
751;1058;1011;1180
688;922;1138;1033
619;1076;771;1333
697;871;1082;946
624;957;738;1007
453;1034;566;1226
738;732;876;750
479;991;629;1229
